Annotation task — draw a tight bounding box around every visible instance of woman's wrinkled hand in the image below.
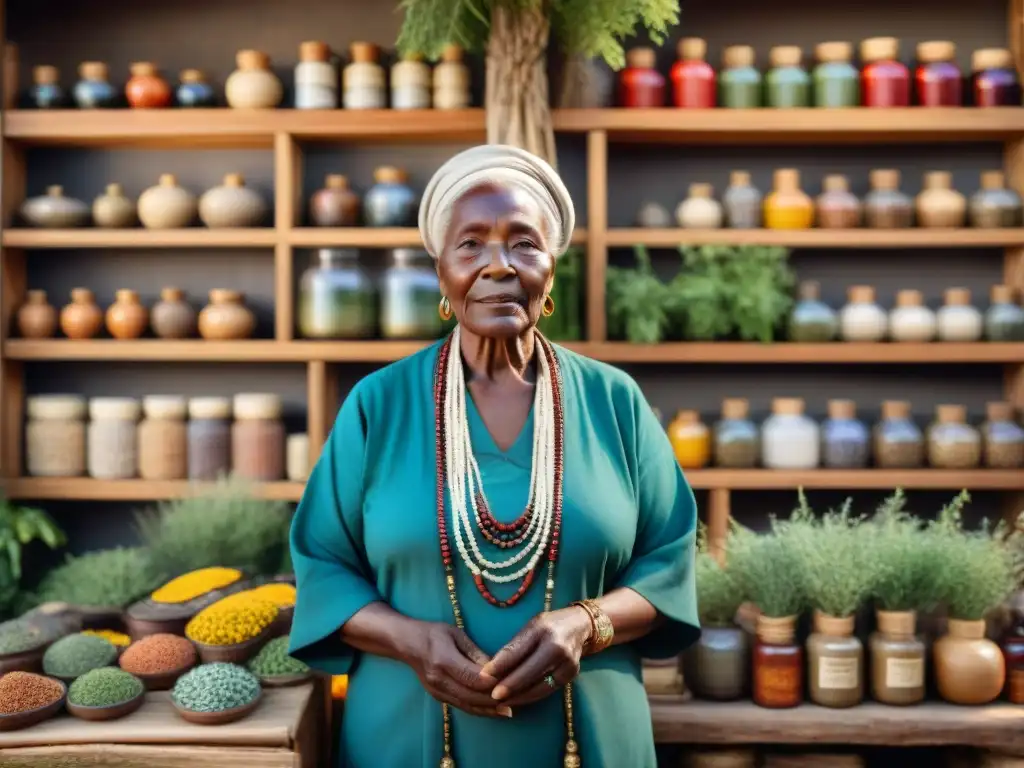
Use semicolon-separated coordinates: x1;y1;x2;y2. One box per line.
479;607;593;707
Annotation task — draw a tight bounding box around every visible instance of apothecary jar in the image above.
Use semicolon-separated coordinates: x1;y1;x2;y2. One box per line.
298;249;377;339
381;248;443;340
25;395;87;477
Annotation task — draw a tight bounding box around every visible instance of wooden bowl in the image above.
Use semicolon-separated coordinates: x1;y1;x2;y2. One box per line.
132;660;196;692
194;630;270;665
173;691;261;725
268;606;294;639
0;682;66;732
258;670;312;688
67;690;145;722
125;615;189;641
0;646;47;676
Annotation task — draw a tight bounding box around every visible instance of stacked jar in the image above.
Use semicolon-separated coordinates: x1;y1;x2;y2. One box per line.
232;393;285;481
138;396;188;480
25;395;87;477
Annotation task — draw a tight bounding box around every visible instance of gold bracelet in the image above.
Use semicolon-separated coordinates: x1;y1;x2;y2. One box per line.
571;599;614;655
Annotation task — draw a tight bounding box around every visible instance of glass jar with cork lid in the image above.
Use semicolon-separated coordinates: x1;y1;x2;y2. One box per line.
870;609;926;705
807;611;864;708
873;400;924;469
667;410;711;469
713;398;759;468
860;37;910;107
676;183;723;229
138;395;188;480
764;169;813;229
232;393;285;481
820;399;869;469
927;404;981;469
765;46;810;108
391;52;431;110
888;289;937;342
815;174;861;229
915;41;962;107
25;395;87;477
915;171;966;228
294;41;337;110
722;171;762;228
761;397;819;469
812;42;859;107
719;45;761;108
980;401;1024;469
936;288;983;342
969;171;1023;228
433;45;470;110
985;285;1024;341
788;280;838;342
839;285;888;342
864;169;913;228
343;42;386;109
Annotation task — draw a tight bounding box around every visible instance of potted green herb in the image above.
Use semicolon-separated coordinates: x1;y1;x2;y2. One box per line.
606;246;670;343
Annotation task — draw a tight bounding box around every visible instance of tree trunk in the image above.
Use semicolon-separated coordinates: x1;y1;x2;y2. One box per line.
485;4;556;168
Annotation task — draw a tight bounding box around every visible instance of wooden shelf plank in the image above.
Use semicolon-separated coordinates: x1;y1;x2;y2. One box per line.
0;478;306;501
608;228;1024;249
585;342;1024;364
3;229;277;248
649;698;1024;748
289;227;588;248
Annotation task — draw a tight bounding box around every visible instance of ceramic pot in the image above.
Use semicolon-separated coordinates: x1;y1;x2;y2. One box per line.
125;62;171;108
764;169;814;229
31;65;64;108
934;618;1005;704
20;186;90;228
17;290;58;339
74;62;119;108
815;174;862;229
138;174;197;229
364;166;417;227
105;289;149;339
150;287;197;339
92;183;136;228
722;170;763;229
225;50;283;109
309;174;361;227
198;289;256;340
676;183;724;228
198;174;268;228
915;171;966;228
176;69;217;107
970;170;1023;228
681;625;749;700
60;288;104;339
635;202;672;228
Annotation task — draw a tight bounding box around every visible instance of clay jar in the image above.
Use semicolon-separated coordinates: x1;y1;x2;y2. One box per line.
864;169;913;229
915;171;966;228
138;174;197;229
682;625;749;701
106;289;149;339
807;611;863;708
20;185;90;228
198;289;256;340
125;62;171;108
226;50;283;109
934;618;1006;705
815;175;861;228
60;288;104;339
309;174;361;227
676;183;724;229
17;290;58;338
92;183;137;228
198;173;268;228
764;169;814;229
151;287;197;339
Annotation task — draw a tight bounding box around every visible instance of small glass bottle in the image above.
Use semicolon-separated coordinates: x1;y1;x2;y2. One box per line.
753;615;803;709
765;46;810;108
295;41;337;109
985;285;1024;341
927;404;981;469
87;397;141;479
971;48;1021;107
970;171;1023;228
73;61;119;108
762;397;820;469
713;398;759;468
676;183;723;229
916;171;966;228
821;399;869;469
667;410;711;469
981;401;1024;469
232;393;285;482
176;69;216;107
936;287;983;342
31;65;64;108
619;47;665;108
812;42;859;108
764;169;813;229
870;609;926;705
670;38;716;108
364;166;418;227
381;248;443;340
840;285;888;342
864;169;913;229
788;280;838;342
298;249;378;339
138;395;188;481
815;174;861;229
188;396;233;481
722;170;762;228
874;400;925;469
25;395;86;477
719;45;762;108
343;42;386;109
433;45;470;110
889;289;937;342
808;611;863;708
860;37;910;107
391;52;431;110
915;41;962;107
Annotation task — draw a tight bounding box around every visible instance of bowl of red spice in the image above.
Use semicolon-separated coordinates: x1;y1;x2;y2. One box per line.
0;671;66;731
119;633;198;691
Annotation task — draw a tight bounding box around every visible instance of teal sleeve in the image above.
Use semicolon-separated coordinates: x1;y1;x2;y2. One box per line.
288;386;381;674
616;394;701;659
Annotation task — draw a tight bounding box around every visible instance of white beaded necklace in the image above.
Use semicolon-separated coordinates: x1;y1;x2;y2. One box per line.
443;325;557;585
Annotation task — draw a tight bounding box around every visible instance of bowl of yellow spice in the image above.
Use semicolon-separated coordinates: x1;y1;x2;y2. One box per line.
185;590;279;665
247;581;297;639
126;567;249;640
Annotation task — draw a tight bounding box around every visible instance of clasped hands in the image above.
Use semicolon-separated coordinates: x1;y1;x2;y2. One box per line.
408;607;593;719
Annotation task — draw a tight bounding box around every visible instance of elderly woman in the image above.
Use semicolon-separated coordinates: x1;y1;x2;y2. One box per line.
289;145;699;768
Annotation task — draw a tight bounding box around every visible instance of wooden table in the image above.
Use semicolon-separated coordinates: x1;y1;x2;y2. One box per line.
0;684;324;767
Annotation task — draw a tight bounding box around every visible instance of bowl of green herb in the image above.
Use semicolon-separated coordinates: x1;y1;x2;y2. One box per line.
66;667;145;721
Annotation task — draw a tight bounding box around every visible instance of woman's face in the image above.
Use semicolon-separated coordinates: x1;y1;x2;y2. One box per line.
437;183;554;339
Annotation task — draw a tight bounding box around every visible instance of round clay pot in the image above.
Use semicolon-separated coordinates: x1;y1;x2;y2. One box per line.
915;171;966;228
934;618;1005;704
137;174;197;229
174;692;261;726
198;289;256;340
20;185;90;228
125;62;171;108
92;183;137;228
225;50;283;108
198;173;268;228
17;290;58;338
60;288;104;339
0;683;66;732
309;174;361;226
150;287;197;339
105;289;150;339
67;690;145;722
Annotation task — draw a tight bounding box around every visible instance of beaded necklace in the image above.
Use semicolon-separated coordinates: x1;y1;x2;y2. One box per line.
434;328;580;768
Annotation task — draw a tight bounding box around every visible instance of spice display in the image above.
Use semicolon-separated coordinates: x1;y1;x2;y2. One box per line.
232;393;286;482
863;169;913;228
888;289;936;342
67;667;143;708
198;173;268;228
137;174;197;229
247;636;309;678
74;62;118;108
59;288;104;339
970;171;1023;228
152;567;243;604
820;399;869;469
980;401;1024;469
381;248;443;340
343;42;386;109
719;46;761;108
185;591;279;646
860;37;910;107
106;288;149;339
92;183;137;228
125;62;172;108
971;48;1020;107
172;662;261;713
309;174;361;227
298;248;378;339
0;672;65;715
915;171;966;228
985;285;1024;341
815;174;861;228
667;410;711;469
81;630;131;648
761;397;819;469
936;287;983;342
25;394;86;478
915;41;962;107
392;52;431;109
927;404;981;469
873;400;924;469
619;47;665;107
87;397;140;480
364;166;417;227
812;42;859;107
294;41;337;109
712;398;758;468
765;46;809;108
722;171;762;228
0;621;47;656
42;633;118;679
764;169;813;229
676;183;723;229
30;65;63;108
20;185;89;228
787;280;838;342
138;395;188;480
197;289;257;340
187;397;233;480
433;45;470;110
839;285;887;342
225;50;283;109
151;287;197;339
17;290;58;339
286;434;310;481
120;633;197;675
176;69;217;107
670;38;715;108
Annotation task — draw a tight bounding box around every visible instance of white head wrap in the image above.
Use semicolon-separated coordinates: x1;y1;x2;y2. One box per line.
417;144;576;261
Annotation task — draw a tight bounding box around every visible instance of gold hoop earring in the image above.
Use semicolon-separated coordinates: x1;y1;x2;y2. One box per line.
439;296;453;321
542;295;555;317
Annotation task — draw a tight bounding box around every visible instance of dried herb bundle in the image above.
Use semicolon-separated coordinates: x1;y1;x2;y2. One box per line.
866;490;943;613
694;525;745;627
726;521;806;619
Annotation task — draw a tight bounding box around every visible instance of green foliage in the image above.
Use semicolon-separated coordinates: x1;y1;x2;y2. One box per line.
538;246;583;341
606;245;670;343
0;498;65;618
726;519;806;619
866;490;944;612
694;524;745;626
25;547;162;610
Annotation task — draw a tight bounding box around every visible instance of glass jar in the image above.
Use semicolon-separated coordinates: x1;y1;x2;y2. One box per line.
138;395;188;480
364;166;417;227
860;37;910;107
889;289;937;342
433;44;470;110
676;183;723;229
287;433;310;481
915;41;962;107
970;171;1023;228
298;249;377;339
753;615;802;709
713;398;759;468
840;285;888;342
927;404;981;469
87;397;140;479
870;610;926;705
971;48;1021;107
618;47;665;108
31;65;63;108
873;400;924;469
821;399;869;469
808;611;863;708
670;38;716;108
765;46;809;108
667;410;711;469
936;287;983;342
981;401;1024;469
985;285;1024;341
788;280;838;342
815;174;861;229
681;625;749;701
343;42;386;109
812;42;859;107
25;395;86;477
915;171;967;228
864;169;913;229
392;52;431;110
232;393;285;481
74;62;119;108
722;170;762;229
294;41;337;109
381;248;443;340
764;169;813;230
1003;602;1024;704
762;397;819;469
719;45;761;108
187;396;232;481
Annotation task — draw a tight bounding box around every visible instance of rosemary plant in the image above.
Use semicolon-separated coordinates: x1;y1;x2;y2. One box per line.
726;521;806;619
694;524;745;627
866;490;943;613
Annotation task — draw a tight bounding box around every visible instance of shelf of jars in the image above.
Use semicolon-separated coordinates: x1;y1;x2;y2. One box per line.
0;477;306;501
608;229;1024;248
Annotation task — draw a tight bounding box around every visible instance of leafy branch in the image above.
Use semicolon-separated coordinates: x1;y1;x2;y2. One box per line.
0;497;66;617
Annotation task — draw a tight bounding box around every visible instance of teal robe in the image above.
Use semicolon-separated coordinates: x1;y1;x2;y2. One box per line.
289;340;699;768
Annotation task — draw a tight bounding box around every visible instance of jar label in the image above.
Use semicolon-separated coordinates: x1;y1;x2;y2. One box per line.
755;665;800;701
1009;668;1024;703
817;656;858;689
885;657;924;689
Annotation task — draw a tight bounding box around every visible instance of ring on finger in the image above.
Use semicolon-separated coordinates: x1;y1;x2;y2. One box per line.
544;674;558;689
